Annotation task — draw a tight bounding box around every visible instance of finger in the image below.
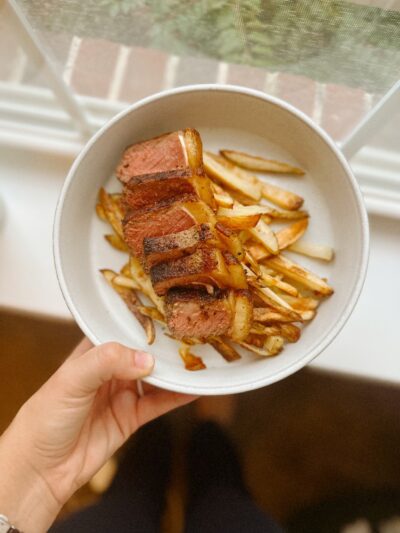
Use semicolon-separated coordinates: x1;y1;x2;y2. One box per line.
61;342;154;398
137;389;198;427
68;337;94;360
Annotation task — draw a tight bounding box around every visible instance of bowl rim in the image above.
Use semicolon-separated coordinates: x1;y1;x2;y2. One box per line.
54;83;369;395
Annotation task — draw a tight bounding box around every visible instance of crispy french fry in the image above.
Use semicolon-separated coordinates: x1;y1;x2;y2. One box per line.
263;209;309;221
209;337;241;362
120;262;132;278
280;294;320;310
217;205;272;230
250;323;300;342
211;182;235;208
104;234;129;252
275;219;309;250
261;182;304;210
179;343;206;371
220;149;304;175
215;223;245;260
243;251;261;275
137;306;166;323
288;240;334;261
239;341;274;357
130;256;165;313
249;219;279;255
96;203;107;221
259;266;298;297
99;187;124;238
299;310;316;321
204;152;262;201
253;307;301;323
216;153;259;184
265;255;334;296
230;291;253;342
250;283;301;321
100;269;155;344
112;274;140;290
264;335;284;355
246;242;270;262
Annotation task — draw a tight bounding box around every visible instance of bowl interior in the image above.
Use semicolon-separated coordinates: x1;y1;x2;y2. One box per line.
56;87;367;395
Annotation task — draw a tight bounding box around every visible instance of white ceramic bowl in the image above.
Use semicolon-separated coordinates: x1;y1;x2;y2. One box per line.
54;84;369;395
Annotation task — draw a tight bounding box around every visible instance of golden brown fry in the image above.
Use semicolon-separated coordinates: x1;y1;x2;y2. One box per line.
246;242;270;262
265;255;334;296
120;262;131;278
129;256;165;313
259;266;298;297
288;240;334;262
220;149;304;175
262;209;309;221
96;203;107;221
249;283;301;321
275;218;309;251
239;341;274;357
261;182;304;210
211;182;235;208
230;291;253;342
100;268;155;344
215;223;245;260
104;234;129;252
137;306;166;323
112;274;140;290
264;335;284;355
98;188;124;238
217;206;271;230
204;152;262;201
179;343;206;371
253;307;301;323
209;337;241;362
280;294;320;310
250;323;301;343
249;219;279;255
216;153;259;184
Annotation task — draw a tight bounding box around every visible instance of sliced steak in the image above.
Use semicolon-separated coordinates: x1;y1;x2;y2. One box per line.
150;247;226;296
123;203;197;258
165;287;232;339
123;174;198;215
116;129;203;184
143;224;215;269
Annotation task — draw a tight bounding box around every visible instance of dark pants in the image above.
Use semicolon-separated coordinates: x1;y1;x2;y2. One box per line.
51;421;283;533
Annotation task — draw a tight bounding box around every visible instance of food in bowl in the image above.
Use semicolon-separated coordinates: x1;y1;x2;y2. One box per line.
96;128;334;370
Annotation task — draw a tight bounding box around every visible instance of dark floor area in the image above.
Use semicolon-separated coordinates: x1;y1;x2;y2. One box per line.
1;309;400;531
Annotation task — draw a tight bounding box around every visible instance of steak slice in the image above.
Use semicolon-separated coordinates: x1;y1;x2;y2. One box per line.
123;203;197;258
150;247;228;296
143;224;215;269
165;287;232;340
116;129;203;184
122;174;198;215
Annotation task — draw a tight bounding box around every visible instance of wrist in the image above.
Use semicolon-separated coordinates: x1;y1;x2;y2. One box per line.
0;426;62;533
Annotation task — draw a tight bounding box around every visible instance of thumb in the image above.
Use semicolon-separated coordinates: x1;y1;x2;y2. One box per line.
59;342;154;398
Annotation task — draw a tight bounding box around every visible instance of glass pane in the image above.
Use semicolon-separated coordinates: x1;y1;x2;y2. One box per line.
14;0;400;141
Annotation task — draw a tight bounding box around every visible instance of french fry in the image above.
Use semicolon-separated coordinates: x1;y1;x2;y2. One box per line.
265;255;334;296
129;256;165;313
96;203;107;221
250;323;300;342
211;182;234;208
220;149;304;175
261;182;304;210
280;294;320;310
259;266;298;297
239;341;274;357
249;219;279;255
275;219;309;250
100;269;155;344
230;291;253;342
288;240;334;262
120;262;132;278
112;274;139;290
105;234;130;252
179;343;206;371
246;242;270;262
253;307;301;323
264;335;284;355
98;187;124;238
215;223;245;260
262;209;309;221
250;283;301;321
204;152;262;201
209;337;241;362
137;306;166;323
217;205;272;230
216;152;259;184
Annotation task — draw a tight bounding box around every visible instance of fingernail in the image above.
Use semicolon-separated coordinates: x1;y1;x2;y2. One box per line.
135;351;154;370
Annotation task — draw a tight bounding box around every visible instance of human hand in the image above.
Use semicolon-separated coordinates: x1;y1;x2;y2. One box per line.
0;339;196;532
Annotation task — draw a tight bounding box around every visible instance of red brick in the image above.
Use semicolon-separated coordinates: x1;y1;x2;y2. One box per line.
119;47;168;103
226;64;267;91
70;38;120;98
321;84;367;141
276;73;316;117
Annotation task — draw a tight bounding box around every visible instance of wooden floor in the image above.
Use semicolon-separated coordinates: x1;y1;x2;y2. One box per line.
1;310;400;530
